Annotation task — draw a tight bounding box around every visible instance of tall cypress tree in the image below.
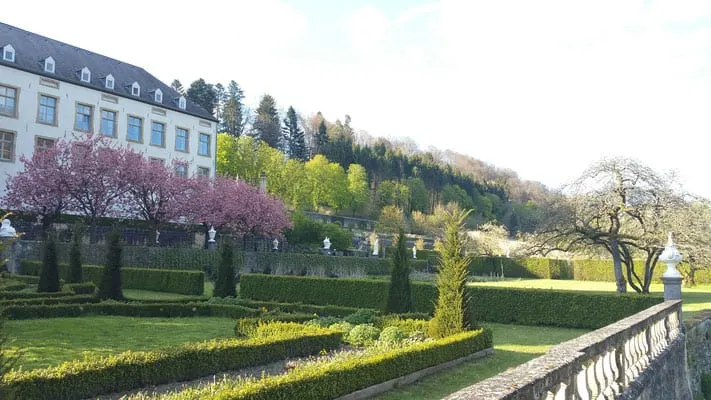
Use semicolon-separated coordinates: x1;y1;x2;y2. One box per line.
315;120;329;155
38;235;60;292
98;231;123;300
387;227;412;313
222;81;245;137
214;240;236;297
67;224;84;283
252;94;281;149
282;106;307;160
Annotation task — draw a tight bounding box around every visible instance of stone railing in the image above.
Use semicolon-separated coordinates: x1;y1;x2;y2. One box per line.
445;300;688;399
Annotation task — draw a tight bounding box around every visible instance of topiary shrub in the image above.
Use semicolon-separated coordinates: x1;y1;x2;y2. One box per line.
379;326;407;345
346;324;381;346
387;227;412;314
214;240;236;298
66;224;84;284
305;316;341;328
97;231;123;300
328;321;355;335
38;236;60;293
344;309;379;325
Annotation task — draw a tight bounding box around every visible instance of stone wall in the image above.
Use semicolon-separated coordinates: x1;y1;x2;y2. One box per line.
685;310;711;398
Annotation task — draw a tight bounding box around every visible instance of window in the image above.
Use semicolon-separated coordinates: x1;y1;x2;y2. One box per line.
178;96;186;110
175;127;188;152
131;82;140;96
154;89;162;103
0;85;17;117
80;67;91;83
38;94;57;125
174;163;188;178
127;116;143;142
100;109;117;137
75;103;93;132
149;157;164;165
44;57;55;73
197;167;210;177
105;74;115;90
198;133;210;156
0;130;15;162
2;45;15;62
150;121;165;147
35;137;55;152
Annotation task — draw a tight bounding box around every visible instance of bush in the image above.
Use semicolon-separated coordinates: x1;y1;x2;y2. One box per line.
63;282;96;295
0;281;25;292
346;324;381;346
387;227;412;313
284;213;353;250
305;316;341;328
0;295;99;307
236;299;362;318
701;373;711;400
152;328;493;400
381;318;430;335
38;237;60;293
240;274;663;329
379;326;407;345
235;313;315;338
344;309;379;325
0;328;342;400
253;322;326;339
0;291;73;300
98;231;123;300
328;321;355;335
214;241;237;298
1;274;39;285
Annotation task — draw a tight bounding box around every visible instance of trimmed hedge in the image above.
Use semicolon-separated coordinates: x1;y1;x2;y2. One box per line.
240;274;664;329
0;302;259;320
3;274;41;284
0;291;74;300
154;328;493;400
466;257;573;279
0;295;99;307
0;327;342;400
0;281;26;292
251;252;428;277
237;299;367;318
235;313;317;337
63;282;96;295
21;262;204;295
571;260;666;283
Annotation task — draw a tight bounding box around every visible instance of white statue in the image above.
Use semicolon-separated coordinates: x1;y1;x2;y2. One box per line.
323;237;331;250
155;230;160;245
208;226;216;243
273;238;279;250
412;246;417;259
0;219;17;238
372;238;379;256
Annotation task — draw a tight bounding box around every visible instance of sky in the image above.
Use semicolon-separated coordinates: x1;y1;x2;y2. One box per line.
3;0;711;198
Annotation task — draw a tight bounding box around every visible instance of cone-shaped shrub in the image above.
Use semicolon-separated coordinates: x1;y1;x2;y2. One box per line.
387;227;412;313
429;207;473;338
97;230;123;300
67;224;84;284
214;240;237;297
38;236;60;292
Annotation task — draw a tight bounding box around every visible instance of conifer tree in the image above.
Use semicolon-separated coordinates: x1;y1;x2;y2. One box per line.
38;235;60;292
429;207;473;338
315;120;329;154
223;81;245;137
283;106;307;160
98;230;123;300
67;224;84;283
252;94;281;149
387;227;412;313
214;240;237;297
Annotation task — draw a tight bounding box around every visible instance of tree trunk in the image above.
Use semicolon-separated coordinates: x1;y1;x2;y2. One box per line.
610;238;627;293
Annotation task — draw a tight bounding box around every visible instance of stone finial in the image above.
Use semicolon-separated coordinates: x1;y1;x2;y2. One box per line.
208;226;217;243
0;219;17;238
323;237;331;250
659;231;682;278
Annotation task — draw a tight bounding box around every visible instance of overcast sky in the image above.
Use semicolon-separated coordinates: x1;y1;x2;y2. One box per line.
4;0;711;197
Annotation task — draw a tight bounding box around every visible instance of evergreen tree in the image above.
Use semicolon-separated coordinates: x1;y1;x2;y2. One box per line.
67;224;84;283
387;227;412;313
214;83;226;126
38;235;60;292
186;78;217;116
223;81;245;137
98;230;123;300
282;106;307;160
252;94;281;149
170;79;185;95
429;207;473;338
315;120;329;154
214;240;237;297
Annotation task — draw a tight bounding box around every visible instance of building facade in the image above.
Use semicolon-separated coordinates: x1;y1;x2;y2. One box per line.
0;22;218;197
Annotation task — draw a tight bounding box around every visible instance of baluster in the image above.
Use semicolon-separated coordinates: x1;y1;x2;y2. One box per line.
588;358;600;398
642;328;651;367
608;348;622;395
623;338;636;384
576;362;592;400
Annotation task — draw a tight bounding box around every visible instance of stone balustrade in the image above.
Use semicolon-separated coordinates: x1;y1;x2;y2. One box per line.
445;300;688;399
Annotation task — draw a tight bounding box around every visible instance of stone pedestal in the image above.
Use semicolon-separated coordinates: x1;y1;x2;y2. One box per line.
661;276;683;301
207;241;217;250
0;237;19;274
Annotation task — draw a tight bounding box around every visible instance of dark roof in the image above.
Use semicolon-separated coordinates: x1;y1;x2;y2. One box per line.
0;21;217;122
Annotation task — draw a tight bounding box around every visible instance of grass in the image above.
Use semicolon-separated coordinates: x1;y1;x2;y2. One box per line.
468;279;711;319
5;316;235;371
376;323;587;400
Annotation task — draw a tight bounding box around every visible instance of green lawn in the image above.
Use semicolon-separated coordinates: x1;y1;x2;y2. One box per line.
376;323;587;400
5;316;235;371
468;279;711;319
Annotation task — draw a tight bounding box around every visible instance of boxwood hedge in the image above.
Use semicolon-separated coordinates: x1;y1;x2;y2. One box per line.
20;261;204;295
0;327;342;400
239;274;663;329
0;295;99;307
0;290;74;300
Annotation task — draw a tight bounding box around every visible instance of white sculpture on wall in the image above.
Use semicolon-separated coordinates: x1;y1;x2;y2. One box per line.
323;237;331;250
0;219;17;238
372;238;379;256
412;246;417;259
208;226;217;243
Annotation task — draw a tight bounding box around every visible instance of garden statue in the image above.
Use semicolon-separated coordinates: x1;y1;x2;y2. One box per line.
323;237;331;250
0;219;17;238
208;226;217;243
273;238;279;251
412;246;417;259
660;232;682;278
372;238;379;256
155;230;160;245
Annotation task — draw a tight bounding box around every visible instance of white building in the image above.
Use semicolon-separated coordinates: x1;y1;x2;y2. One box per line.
0;21;218;198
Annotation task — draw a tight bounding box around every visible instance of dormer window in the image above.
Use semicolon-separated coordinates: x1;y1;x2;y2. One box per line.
105;74;114;90
178;96;186;110
131;82;140;96
2;45;14;62
154;89;163;103
80;67;91;83
44;56;55;73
